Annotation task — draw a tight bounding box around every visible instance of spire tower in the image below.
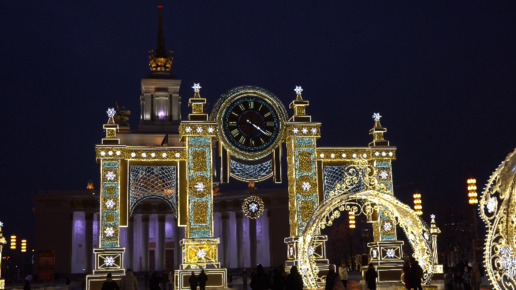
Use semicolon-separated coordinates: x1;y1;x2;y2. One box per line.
148;0;173;72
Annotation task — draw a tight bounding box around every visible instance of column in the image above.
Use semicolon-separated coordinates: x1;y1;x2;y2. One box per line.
127;216;134;270
221;213;229;268
158;215;166;271
142;215;150;271
236;212;244;268
249;218;257;268
85;212;93;273
174;216;181;269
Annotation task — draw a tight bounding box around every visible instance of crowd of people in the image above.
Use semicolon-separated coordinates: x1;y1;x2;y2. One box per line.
238;264;303;290
445;260;482;290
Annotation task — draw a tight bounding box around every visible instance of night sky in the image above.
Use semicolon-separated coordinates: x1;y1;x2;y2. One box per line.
1;1;515;250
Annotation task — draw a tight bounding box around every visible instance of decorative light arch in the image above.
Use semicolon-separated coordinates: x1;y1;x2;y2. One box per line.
297;190;436;289
480;148;516;290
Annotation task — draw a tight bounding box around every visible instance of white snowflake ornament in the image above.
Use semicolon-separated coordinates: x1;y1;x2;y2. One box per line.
379;171;389;179
249;203;259;213
0;221;3;228
373;113;382;121
192;83;202;93
301;128;308;134
105;171;116;181
196;127;203;133
311;128;317;134
194;182;205;192
301;182;311;191
106;108;116;118
104;256;116;267
292;128;299;134
104;227;115;237
383;222;392;231
185;127;192;133
386;249;395;258
105;199;115;209
294;86;303;95
487;197;497;213
196;249;206;259
208;127;215;133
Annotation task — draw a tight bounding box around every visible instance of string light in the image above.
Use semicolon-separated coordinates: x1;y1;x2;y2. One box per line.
413;193;422;216
467;178;478;204
349;211;355;229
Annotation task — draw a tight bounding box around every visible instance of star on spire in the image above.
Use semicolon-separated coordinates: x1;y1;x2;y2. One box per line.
294;86;303;100
192;83;202;93
0;221;3;228
430;214;435;219
373;112;382;121
106;108;116;118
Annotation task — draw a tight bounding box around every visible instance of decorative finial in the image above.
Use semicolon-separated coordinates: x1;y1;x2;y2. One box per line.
430;214;435;219
192;83;202;93
107;108;116;118
0;221;3;228
294;86;303;100
373;112;382;121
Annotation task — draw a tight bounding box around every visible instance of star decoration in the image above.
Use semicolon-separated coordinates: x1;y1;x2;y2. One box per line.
116;151;121;156
192;83;202;93
185;127;192;133
308;246;315;256
249;203;258;213
104;256;116;267
301;182;311;191
194;182;205;192
106;108;116;118
131;152;136;157
310;128;317;134
294;86;303;95
301;128;308;134
373;112;382;121
292;128;299;134
105;199;115;209
196;127;203;133
108;151;113;156
100;151;106;156
151;153;156;157
330;154;335;158
386;249;395;258
379;171;389;179
430;214;435;219
141;153;147;158
372;249;377;258
383;222;392;231
0;221;3;227
487;197;497;213
105;171;116;181
196;249;206;259
175;153;180;158
424;233;429;240
207;127;215;133
104;227;115;237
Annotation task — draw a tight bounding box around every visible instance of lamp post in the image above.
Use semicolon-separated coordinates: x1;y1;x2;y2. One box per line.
413;193;423;216
467;178;480;262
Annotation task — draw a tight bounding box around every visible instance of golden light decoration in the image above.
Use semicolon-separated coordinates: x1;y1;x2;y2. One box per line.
413;193;422;216
467;178;478;204
21;239;26;253
348;210;355;229
242;195;265;219
10;236;15;250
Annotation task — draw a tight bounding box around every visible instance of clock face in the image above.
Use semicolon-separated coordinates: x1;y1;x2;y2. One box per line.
221;96;281;156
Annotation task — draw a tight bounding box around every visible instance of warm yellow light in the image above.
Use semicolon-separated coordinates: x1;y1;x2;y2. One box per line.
21;239;26;252
10;235;16;249
413;193;423;216
467;178;478;205
349;211;355;229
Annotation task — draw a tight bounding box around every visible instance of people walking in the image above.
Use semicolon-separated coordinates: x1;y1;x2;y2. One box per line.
272;269;285;290
144;273;150;289
454;260;465;290
149;273;161;290
462;266;471;290
198;269;208;290
120;269;138;290
24;280;31;290
285;266;302;290
365;263;378;290
188;272;198;290
242;268;248;288
325;267;336;290
101;273;120;290
161;271;169;290
338;263;348;289
332;275;344;290
408;258;423;290
470;263;481;290
250;264;271;290
168;272;173;290
402;260;411;290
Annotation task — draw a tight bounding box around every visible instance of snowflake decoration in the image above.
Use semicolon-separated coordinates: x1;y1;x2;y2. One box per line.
151;153;156;158
388;152;393;156
141;153;147;158
162;153;167;158
208;127;215;133
374;152;379;156
409;234;415;241
423;232;430;240
487;197;497;213
311;128;317;134
194;182;205;192
131;152;136;157
352;154;357;158
0;221;3;227
381;152;387;157
319;154;324;158
100;151;106;156
248;202;259;213
362;153;367;158
175;153;180;158
292;128;299;134
301;128;308;134
386;249;395;258
105;171;116;180
196;249;206;259
106;108;116;118
116;151;121;156
104;227;115;237
105;199;115;209
373;112;382;121
330;154;335;158
294;86;303;95
108;151;113;156
341;153;346;158
308;246;315;256
379;170;389;180
430;214;435;219
383;222;392;231
185;127;192;133
301;182;311;191
192;83;202;93
196;127;203;133
405;217;413;225
104;256;116;267
500;246;516;278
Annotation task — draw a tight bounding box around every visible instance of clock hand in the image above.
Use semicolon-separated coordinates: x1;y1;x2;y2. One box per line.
246;119;271;136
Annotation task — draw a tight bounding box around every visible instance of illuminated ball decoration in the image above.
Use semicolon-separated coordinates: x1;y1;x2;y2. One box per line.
413;193;422;216
467;178;478;204
242;195;265;219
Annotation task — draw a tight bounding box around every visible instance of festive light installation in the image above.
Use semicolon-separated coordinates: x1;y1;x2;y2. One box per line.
10;236;15;250
349;210;355;229
21;239;26;252
480;148;516;290
467;178;478;204
413;193;422;216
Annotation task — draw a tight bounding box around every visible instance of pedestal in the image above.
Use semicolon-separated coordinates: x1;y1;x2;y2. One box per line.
284;235;329;288
85;247;125;290
364;240;404;283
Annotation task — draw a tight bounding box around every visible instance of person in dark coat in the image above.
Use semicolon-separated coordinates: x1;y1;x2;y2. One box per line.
272;269;285;290
250;264;271;290
285;266;302;290
101;273;121;290
228;271;233;286
188;272;198;290
24;280;31;290
454;260;465;290
402;260;411;290
161;271;169;290
408;258;423;290
325;268;336;290
242;268;248;288
144;273;150;288
365;263;378;290
198;269;208;290
149;272;161;290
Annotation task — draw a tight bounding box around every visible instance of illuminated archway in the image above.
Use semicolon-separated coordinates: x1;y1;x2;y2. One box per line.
480;148;516;290
297;190;435;289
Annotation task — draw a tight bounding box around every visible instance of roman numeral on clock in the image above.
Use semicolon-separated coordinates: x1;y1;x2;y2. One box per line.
248;102;254;109
231;129;239;137
239;104;245;111
229;121;237;126
263;112;271;118
239;136;246;144
266;121;274;127
232;112;239;117
251;139;255;146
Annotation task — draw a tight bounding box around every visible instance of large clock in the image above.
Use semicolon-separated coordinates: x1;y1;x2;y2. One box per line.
212;87;288;160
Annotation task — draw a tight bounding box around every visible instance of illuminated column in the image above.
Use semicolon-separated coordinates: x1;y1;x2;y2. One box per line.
236;212;244;268
249;218;257;267
221;213;229;268
127;216;134;270
429;215;441;265
158;215;166;271
142;215;149;271
173;217;180;269
85;212;94;273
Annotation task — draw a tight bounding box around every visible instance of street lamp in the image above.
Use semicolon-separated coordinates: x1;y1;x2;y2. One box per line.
10;236;16;250
467;178;478;204
349;210;355;229
413;193;423;216
468;177;480;262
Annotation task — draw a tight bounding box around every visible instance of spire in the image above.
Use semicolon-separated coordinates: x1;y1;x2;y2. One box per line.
148;0;173;72
369;112;389;147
